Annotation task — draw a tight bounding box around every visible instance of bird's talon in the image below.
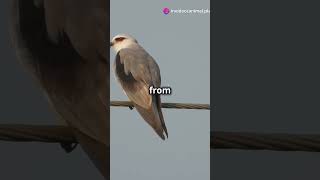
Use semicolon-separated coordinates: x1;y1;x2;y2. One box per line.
60;142;78;153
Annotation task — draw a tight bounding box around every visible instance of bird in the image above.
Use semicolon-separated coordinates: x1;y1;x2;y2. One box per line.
10;0;109;179
110;34;168;140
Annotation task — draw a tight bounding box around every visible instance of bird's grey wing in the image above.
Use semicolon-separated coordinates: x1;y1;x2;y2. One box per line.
114;50;151;109
43;0;107;61
114;48;168;139
11;1;109;178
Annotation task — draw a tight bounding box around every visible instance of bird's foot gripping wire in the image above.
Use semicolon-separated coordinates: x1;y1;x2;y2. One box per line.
60;142;79;153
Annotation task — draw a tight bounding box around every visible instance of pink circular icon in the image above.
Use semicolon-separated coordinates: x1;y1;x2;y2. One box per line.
163;7;170;15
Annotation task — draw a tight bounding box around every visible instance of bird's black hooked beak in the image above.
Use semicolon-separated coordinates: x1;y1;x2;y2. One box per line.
110;42;113;47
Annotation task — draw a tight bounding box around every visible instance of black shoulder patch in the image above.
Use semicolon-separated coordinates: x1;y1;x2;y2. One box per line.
115;52;136;83
18;0;81;65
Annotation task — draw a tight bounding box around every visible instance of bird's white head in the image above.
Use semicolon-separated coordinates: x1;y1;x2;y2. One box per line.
110;34;138;53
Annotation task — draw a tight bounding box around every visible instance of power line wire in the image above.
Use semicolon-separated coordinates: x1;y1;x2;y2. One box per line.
111;101;210;110
212;131;320;152
3;101;319;153
1;125;320;152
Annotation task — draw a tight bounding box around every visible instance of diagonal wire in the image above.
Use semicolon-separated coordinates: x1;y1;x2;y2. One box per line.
111;101;210;110
2;125;320;152
2;102;320;153
0;124;75;143
211;131;320;152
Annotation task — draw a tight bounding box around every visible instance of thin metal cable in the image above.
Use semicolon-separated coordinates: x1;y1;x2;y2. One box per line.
111;101;210;110
212;131;320;152
0;101;209;144
1;125;320;152
2;102;320;152
0;125;75;143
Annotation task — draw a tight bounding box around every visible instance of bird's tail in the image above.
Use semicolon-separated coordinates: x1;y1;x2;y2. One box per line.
134;95;168;140
72;129;109;179
154;95;168;138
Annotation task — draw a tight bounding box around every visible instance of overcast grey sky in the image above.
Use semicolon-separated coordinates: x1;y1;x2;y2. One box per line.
110;0;210;180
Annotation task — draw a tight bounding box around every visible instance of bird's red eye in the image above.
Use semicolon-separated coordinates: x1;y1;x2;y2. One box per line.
115;37;126;42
